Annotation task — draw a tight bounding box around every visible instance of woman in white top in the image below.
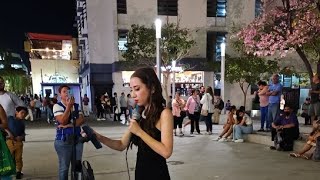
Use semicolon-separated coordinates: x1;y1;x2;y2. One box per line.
233;109;253;143
200;86;214;135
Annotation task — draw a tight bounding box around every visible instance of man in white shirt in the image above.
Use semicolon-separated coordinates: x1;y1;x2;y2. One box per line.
0;76;26;117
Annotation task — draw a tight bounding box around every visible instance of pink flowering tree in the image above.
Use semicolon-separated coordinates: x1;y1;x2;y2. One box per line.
237;0;320;82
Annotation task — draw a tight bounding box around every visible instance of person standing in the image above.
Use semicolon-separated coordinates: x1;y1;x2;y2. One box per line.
186;89;201;134
257;80;269;132
33;94;42;119
200;86;214;135
119;92;128;122
309;74;320;123
93;67;173;180
82;94;90;117
301;98;311;125
266;74;283;132
0;76;26;118
53;85;85;180
111;93;120;121
127;94;135;120
172;92;185;136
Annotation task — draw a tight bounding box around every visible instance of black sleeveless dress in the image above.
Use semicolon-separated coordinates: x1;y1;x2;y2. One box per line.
135;126;170;180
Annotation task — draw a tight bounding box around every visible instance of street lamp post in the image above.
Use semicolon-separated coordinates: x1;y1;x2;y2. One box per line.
172;60;176;99
220;42;226;111
155;18;162;82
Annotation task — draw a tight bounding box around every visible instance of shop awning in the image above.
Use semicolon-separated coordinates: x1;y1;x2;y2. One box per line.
27;33;72;41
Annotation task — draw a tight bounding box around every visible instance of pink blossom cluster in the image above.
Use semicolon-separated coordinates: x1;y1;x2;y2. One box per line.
237;0;320;57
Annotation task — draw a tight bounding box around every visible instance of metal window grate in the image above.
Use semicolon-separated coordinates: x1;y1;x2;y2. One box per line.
117;0;127;14
158;0;178;16
207;0;227;17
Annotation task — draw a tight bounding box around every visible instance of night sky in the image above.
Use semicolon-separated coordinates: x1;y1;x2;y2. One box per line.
0;0;76;62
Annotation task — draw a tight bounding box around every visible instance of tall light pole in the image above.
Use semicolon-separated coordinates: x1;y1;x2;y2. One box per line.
172;60;176;99
220;42;226;109
155;18;162;82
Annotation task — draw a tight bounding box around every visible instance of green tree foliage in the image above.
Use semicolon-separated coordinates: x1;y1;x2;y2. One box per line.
122;22;195;100
225;39;279;108
0;51;30;94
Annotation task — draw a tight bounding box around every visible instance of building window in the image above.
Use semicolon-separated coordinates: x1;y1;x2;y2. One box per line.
207;0;227;17
158;0;178;16
255;0;263;17
118;30;128;51
215;34;226;61
117;0;127;14
207;32;226;61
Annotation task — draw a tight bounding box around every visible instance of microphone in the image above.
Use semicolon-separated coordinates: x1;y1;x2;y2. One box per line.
132;107;140;122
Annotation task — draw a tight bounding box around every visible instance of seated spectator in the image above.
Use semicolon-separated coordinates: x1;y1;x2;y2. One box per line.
270;105;300;151
289;120;320;160
232;109;253;143
213;105;237;142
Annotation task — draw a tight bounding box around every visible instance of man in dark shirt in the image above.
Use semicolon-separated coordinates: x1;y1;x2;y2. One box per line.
309;74;320;123
6;106;28;179
270;105;299;151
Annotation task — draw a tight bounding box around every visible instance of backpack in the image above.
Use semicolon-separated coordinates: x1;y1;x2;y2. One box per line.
218;100;224;110
82;160;95;180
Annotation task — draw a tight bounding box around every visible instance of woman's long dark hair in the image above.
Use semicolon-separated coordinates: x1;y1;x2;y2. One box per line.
206;86;214;104
131;67;165;144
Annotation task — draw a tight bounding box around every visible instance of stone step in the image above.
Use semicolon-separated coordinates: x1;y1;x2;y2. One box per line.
243;133;305;152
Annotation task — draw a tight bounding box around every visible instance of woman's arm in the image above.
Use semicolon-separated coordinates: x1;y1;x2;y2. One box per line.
239;117;246;126
0;105;8;129
95;129;132;151
129;108;173;159
258;86;269;95
75;114;85;126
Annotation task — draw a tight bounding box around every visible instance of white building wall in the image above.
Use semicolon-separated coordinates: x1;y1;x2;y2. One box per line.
30;59;79;95
86;0;117;64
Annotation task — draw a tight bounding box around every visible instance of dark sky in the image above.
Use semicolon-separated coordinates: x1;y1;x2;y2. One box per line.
0;0;77;54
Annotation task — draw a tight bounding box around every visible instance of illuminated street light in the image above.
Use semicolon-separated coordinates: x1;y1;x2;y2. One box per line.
155;18;162;81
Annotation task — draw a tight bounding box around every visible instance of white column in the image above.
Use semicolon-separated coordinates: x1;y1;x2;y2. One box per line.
155;19;162;82
220;43;226;110
172;60;176;99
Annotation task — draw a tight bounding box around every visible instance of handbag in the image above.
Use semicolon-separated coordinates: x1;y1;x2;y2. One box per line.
201;109;208;116
82;160;95;180
0;133;16;176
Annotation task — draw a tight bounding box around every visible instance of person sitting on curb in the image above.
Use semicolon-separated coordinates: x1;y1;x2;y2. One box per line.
232;109;253;143
289;120;320;160
270;105;300;151
213;105;237;142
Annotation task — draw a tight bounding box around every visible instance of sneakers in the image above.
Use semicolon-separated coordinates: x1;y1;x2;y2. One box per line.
234;139;244;143
257;129;265;132
16;171;23;179
218;137;227;142
213;136;222;141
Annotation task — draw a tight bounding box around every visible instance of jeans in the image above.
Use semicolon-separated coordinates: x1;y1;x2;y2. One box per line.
233;125;253;140
203;113;213;132
189;112;200;133
46;107;53;120
54;140;84;180
260;106;268;129
267;103;280;129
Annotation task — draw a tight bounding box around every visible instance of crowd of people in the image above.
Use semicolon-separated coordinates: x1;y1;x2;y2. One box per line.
1;72;320;179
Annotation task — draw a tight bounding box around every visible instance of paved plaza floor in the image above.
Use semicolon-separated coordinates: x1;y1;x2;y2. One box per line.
16;119;319;180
